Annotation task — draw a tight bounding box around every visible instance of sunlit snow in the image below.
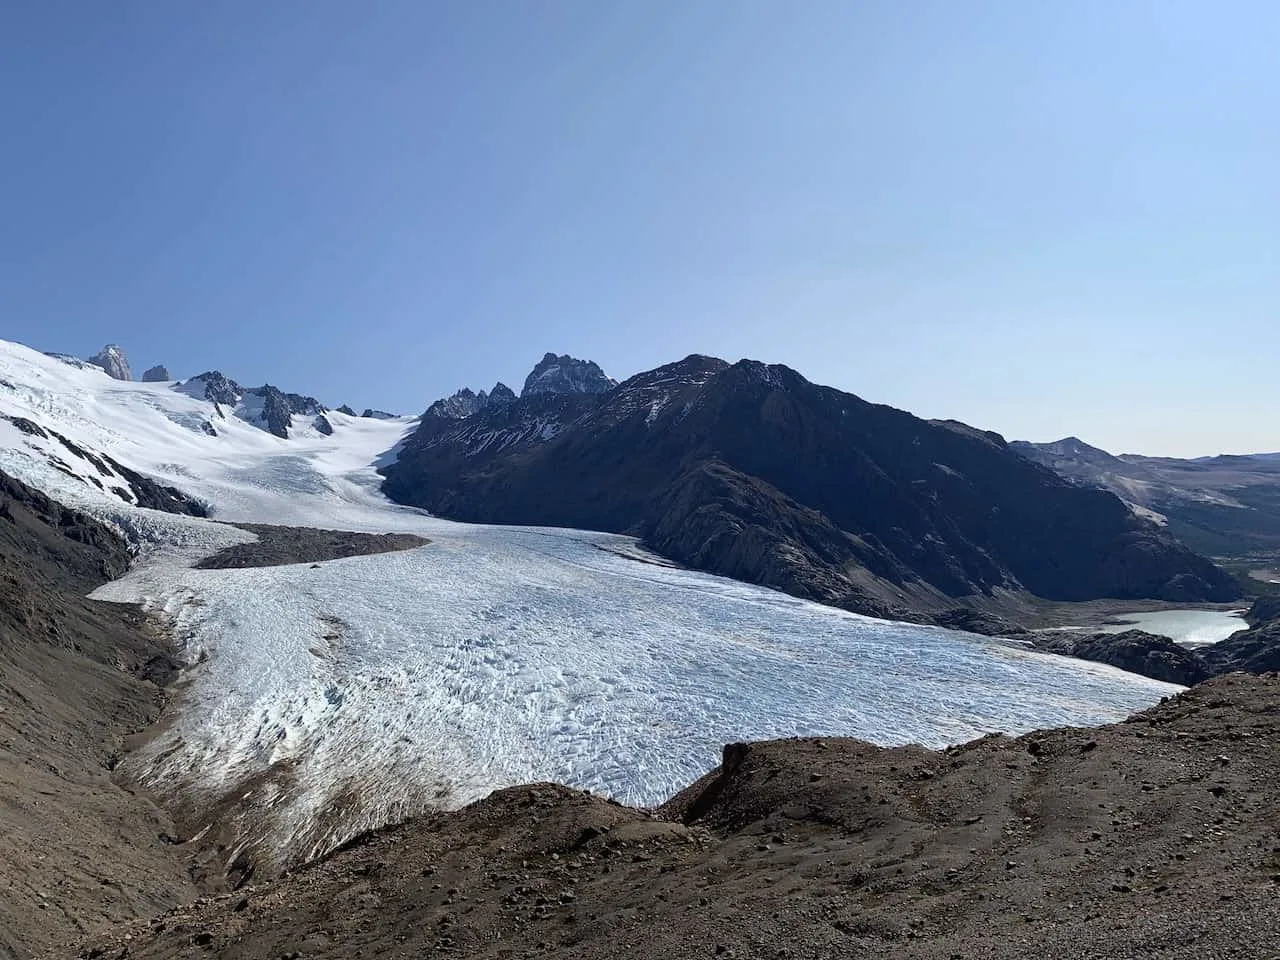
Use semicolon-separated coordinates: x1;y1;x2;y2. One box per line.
0;339;1181;869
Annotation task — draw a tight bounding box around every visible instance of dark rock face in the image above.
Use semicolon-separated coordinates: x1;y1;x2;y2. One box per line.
0;471;132;586
1245;596;1280;625
521;353;616;397
1200;599;1280;675
141;365;171;382
361;409;397;420
258;386;294;439
383;354;1239;624
184;371;244;407
314;414;334;436
426;387;489;420
87;344;131;381
5;410;207;517
100;456;209;517
425;382;519;420
1032;630;1211;686
336;404;357;416
1;414;48;439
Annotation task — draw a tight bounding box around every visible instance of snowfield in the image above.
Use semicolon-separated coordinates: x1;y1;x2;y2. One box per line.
0;339;1181;870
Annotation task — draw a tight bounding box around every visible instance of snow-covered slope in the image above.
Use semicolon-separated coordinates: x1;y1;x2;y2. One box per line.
0;338;1182;873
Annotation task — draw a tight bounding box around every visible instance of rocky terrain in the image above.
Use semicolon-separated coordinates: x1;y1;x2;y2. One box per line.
1011;436;1280;558
0;413;209;518
0;470;210;959
1201;598;1280;675
193;524;429;570
60;673;1280;960
1031;630;1212;686
383;354;1239;626
179;373;328;440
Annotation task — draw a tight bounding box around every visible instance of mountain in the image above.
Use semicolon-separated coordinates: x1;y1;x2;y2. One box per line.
383;355;1239;624
141;364;171;382
1011;438;1280;556
424;382;516;420
177;372;327;439
521;352;616;397
88;343;132;380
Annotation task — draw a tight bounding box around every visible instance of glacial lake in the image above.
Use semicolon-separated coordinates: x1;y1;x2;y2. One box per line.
1098;609;1249;648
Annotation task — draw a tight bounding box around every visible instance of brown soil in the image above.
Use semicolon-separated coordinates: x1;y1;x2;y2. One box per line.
193;524;428;570
59;674;1280;960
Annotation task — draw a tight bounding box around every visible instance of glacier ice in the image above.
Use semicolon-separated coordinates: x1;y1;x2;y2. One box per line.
0;338;1181;870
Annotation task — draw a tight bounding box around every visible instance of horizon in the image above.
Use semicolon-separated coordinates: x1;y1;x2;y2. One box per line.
3;1;1275;459
9;333;1275;461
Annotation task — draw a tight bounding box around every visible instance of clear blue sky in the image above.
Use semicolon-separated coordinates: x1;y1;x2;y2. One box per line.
1;1;1275;456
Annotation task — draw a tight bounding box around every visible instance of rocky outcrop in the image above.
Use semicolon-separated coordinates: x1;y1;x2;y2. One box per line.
100;455;209;517
383;355;1239;625
258;386;294;439
1032;629;1211;685
1200;598;1280;675
426;387;489;420
425;382;519;420
141;364;171;382
87;344;131;381
521;352;616;397
361;409;397;420
314;414;334;436
336;404;357;416
182;371;243;406
179;374;325;439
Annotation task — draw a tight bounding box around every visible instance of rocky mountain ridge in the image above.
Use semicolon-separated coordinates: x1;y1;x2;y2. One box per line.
178;371;328;439
383;354;1240;627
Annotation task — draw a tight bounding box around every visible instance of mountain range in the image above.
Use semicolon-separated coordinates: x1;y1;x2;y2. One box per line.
382;354;1240;626
26;341;1259;631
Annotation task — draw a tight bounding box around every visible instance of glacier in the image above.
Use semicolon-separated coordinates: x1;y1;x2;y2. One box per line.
0;339;1181;870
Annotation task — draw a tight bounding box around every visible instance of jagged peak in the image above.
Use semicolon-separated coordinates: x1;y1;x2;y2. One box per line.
521;353;616;398
87;344;131;381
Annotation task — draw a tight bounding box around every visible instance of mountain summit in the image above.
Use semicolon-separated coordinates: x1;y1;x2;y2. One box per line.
520;352;615;397
87;344;131;381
